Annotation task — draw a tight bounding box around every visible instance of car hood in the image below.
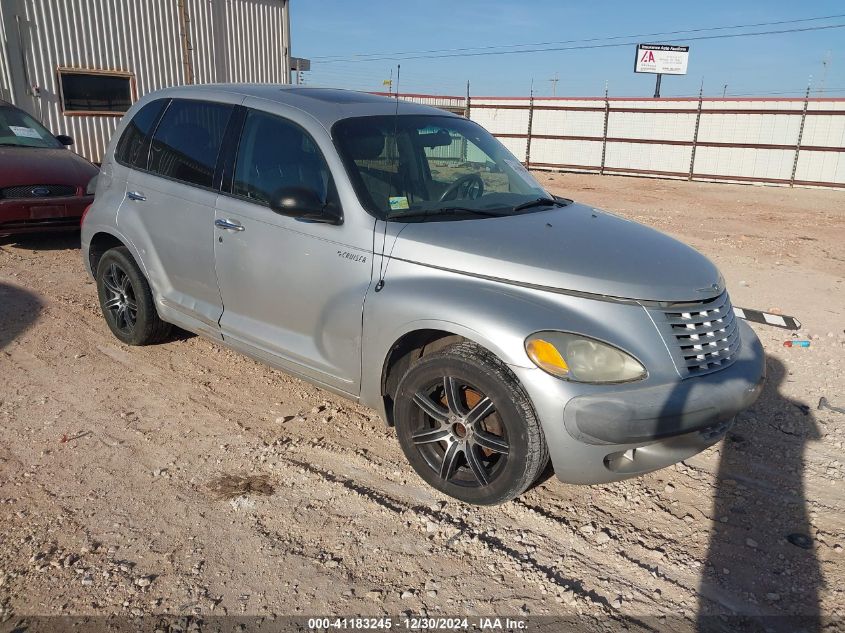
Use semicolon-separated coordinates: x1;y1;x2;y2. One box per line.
389;202;723;302
0;146;98;188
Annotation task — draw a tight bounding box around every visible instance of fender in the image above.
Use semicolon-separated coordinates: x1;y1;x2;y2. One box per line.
358;257;670;415
82;223;147;279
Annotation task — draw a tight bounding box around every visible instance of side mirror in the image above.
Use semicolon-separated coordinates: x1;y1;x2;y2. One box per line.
269;186;342;225
56;134;74;146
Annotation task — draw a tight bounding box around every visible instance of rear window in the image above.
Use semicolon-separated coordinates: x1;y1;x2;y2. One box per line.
147;99;234;189
115;99;168;169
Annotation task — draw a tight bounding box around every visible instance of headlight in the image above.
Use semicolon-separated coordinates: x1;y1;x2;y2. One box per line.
525;331;646;383
85;174;99;195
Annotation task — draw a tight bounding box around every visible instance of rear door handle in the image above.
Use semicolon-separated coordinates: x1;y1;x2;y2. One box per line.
126;190;146;201
214;218;245;231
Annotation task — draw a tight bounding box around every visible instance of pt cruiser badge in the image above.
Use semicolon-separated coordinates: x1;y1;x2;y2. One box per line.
338;250;367;264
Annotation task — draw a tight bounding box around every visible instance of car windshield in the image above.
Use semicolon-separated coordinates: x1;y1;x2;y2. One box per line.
333;114;561;221
0;106;63;149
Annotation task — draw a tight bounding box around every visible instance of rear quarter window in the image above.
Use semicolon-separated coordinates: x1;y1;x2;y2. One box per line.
115;99;168;169
147;99;234;189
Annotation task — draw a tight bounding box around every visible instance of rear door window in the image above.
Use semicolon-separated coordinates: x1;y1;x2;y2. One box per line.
148;99;234;188
115;99;167;169
232;109;331;206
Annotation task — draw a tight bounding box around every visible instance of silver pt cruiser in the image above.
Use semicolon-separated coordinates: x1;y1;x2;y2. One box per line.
82;85;766;505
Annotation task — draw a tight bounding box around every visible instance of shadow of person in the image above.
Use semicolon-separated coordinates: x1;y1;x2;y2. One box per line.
696;355;822;632
0;230;80;251
0;282;44;349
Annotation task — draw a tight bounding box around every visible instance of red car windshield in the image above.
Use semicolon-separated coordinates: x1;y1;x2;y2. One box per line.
0;106;63;149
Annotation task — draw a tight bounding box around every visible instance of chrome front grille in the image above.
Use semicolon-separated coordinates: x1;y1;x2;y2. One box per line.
654;292;741;377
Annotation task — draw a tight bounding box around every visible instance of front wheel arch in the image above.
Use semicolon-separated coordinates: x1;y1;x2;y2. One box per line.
380;329;466;426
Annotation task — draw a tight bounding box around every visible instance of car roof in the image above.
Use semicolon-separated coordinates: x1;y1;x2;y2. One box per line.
144;84;459;129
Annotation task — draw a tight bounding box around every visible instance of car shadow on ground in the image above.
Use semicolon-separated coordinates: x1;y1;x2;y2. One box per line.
695;355;822;632
0;282;44;350
0;231;81;251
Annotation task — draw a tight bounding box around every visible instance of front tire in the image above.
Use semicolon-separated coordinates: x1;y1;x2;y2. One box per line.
96;247;171;345
394;341;548;505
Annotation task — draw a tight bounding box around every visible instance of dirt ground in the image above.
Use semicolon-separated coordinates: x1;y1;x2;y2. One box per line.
1;173;844;631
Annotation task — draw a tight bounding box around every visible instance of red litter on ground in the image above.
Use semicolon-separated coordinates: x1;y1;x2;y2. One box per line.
783;340;811;348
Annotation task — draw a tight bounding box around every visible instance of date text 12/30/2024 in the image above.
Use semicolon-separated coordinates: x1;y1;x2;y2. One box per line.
307;617;527;630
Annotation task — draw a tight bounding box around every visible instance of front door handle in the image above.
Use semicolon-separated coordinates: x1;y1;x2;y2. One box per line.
214;218;245;231
126;190;146;201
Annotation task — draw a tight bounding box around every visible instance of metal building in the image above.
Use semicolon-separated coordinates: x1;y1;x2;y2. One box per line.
0;0;291;162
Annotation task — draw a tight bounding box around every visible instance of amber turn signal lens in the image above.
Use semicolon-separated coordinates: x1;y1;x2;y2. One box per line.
526;338;570;377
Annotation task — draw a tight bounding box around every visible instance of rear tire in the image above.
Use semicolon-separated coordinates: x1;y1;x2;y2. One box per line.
96;247;171;345
394;341;548;505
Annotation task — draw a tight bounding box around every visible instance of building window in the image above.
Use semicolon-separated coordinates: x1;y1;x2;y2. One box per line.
57;69;135;115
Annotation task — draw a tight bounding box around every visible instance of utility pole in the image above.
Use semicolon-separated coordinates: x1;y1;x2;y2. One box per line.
722;83;728;98
381;69;393;94
548;72;559;96
818;51;831;96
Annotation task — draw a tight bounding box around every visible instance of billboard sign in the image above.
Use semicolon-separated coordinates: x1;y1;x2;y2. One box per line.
634;44;689;75
291;57;311;72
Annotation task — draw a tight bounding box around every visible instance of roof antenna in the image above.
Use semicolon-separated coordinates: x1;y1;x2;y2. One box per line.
375;64;400;293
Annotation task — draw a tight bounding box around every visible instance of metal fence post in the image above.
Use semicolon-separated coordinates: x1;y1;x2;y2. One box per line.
462;81;470;162
600;85;609;175
525;91;534;168
688;85;703;181
464;80;471;119
790;84;810;187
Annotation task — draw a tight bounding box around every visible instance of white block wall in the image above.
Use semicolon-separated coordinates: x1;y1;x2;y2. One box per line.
397;94;845;188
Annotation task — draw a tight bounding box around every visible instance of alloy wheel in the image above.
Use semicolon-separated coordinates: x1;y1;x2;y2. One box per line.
410;376;509;487
102;262;138;333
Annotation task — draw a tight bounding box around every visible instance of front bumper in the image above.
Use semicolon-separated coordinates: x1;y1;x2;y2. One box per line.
0;195;92;236
512;319;766;484
564;330;766;445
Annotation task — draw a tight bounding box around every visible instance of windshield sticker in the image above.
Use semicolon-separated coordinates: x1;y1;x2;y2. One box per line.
388;196;410;211
9;126;42;139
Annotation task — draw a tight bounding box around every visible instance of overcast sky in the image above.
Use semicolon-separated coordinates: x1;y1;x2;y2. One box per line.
291;1;845;98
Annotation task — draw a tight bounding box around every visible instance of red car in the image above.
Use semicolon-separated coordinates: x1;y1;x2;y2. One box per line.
0;100;99;236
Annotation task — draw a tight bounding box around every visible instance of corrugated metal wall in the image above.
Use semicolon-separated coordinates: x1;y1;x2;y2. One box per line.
0;8;12;103
1;0;289;162
185;0;288;85
223;0;288;83
395;93;845;189
14;0;187;161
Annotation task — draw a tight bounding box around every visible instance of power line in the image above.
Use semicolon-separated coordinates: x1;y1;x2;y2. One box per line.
723;86;845;96
318;24;845;64
312;14;845;63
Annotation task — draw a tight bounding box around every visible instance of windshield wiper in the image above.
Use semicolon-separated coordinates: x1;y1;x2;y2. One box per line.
438;206;512;217
511;197;569;212
389;206;510;221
